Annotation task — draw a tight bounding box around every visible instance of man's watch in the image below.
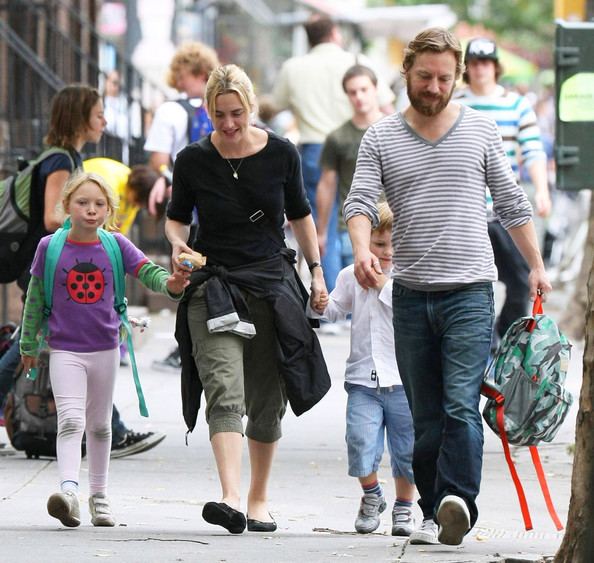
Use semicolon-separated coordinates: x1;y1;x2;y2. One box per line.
308;261;322;273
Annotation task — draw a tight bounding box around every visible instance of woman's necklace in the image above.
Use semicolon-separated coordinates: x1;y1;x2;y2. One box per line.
225;158;244;180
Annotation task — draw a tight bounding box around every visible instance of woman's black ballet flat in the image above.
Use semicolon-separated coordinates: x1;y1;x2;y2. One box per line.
202;501;246;534
247;515;277;532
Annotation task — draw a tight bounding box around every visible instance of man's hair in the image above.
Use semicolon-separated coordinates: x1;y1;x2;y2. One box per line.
205;64;256;120
402;27;464;79
304;15;336;48
462;39;504;84
342;64;378;93
462;60;504;84
166;41;220;90
374;201;393;233
45;84;101;150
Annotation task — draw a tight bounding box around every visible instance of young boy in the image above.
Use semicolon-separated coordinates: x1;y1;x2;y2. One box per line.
312;202;416;535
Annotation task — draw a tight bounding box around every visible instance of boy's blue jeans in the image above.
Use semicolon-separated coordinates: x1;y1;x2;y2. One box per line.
344;382;414;482
392;281;494;527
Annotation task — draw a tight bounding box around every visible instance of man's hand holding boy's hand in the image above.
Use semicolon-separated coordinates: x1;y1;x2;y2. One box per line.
374;272;389;289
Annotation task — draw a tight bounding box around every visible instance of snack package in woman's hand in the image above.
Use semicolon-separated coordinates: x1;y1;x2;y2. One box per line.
178;251;207;270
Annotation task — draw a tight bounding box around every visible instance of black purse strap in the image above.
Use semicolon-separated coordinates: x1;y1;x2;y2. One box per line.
232;183;286;249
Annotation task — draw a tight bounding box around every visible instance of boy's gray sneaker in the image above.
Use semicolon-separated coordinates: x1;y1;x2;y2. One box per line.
409;518;439;544
47;491;80;527
354;492;387;533
89;492;116;527
392;505;414;536
436;494;470;545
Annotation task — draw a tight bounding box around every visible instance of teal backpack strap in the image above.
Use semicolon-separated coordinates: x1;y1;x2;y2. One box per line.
98;230;148;417
28;225;70;381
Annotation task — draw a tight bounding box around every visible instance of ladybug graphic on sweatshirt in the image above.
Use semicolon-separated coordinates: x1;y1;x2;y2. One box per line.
64;259;107;304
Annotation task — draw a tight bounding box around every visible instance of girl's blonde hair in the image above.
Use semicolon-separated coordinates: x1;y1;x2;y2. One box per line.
374;201;393;233
61;171;119;231
205;64;256;120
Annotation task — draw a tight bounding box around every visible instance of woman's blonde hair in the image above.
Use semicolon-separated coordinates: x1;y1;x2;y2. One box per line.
374;201;393;233
61;171;119;231
205;64;256;120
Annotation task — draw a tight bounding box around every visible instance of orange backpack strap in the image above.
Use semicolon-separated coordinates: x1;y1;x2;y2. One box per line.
529;446;564;530
494;400;534;530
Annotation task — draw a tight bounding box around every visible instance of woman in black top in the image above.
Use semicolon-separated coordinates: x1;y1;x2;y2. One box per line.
166;64;329;534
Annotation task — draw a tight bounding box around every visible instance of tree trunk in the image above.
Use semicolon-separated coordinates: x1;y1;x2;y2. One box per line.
559;200;594;341
555;249;594;561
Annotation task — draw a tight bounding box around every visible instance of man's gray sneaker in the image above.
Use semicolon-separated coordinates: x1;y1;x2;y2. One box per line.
47;491;80;527
436;495;470;545
354;492;386;533
89;492;116;526
409;518;439;544
392;505;414;536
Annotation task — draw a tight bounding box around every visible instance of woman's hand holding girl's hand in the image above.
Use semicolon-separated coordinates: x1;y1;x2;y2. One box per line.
167;269;190;295
170;241;193;274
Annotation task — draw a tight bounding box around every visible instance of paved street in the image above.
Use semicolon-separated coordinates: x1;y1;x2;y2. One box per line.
0;288;580;563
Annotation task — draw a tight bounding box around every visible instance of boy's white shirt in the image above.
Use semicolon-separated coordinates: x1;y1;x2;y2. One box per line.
309;264;402;388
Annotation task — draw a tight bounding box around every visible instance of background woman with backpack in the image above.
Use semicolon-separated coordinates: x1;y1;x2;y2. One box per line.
0;84;165;459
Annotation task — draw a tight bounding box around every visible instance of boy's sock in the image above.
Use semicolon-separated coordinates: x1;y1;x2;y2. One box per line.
362;480;383;498
61;480;79;494
394;498;413;509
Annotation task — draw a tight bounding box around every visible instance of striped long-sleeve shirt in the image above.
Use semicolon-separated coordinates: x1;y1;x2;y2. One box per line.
455;85;546;178
343;105;533;291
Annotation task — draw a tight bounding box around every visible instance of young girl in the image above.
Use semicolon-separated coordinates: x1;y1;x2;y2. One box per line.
19;172;189;528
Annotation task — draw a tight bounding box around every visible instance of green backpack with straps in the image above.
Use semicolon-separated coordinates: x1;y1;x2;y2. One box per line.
481;294;572;532
29;221;148;417
0;147;76;283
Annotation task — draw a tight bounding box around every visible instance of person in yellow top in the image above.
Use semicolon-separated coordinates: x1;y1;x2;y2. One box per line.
83;157;164;236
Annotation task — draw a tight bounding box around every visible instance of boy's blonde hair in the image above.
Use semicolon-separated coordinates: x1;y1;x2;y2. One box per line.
166;41;220;90
205;64;256;120
374;201;393;233
62;171;119;231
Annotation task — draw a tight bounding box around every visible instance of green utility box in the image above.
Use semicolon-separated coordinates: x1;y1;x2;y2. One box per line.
555;20;594;191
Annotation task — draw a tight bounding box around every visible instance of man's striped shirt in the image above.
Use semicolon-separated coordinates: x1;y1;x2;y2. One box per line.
343;105;533;291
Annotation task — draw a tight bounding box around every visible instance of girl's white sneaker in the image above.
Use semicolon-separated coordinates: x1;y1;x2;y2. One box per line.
89;492;116;527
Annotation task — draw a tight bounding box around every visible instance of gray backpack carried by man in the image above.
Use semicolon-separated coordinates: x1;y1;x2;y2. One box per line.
481;294;572;531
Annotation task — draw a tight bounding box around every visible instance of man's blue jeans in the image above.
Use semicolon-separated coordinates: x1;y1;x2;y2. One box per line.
392;281;494;528
299;143;341;291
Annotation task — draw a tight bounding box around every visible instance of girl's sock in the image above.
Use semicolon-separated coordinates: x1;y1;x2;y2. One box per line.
362;480;383;497
394;498;413;508
61;480;79;494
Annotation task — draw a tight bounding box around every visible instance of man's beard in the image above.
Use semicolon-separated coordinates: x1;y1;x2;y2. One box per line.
407;82;454;117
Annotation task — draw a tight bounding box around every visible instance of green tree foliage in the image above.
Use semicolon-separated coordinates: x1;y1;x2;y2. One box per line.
370;0;554;56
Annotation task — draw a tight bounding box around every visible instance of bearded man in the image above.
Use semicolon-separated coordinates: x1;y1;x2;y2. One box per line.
343;27;551;547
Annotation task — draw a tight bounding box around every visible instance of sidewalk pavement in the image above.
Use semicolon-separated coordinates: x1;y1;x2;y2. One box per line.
0;291;579;563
